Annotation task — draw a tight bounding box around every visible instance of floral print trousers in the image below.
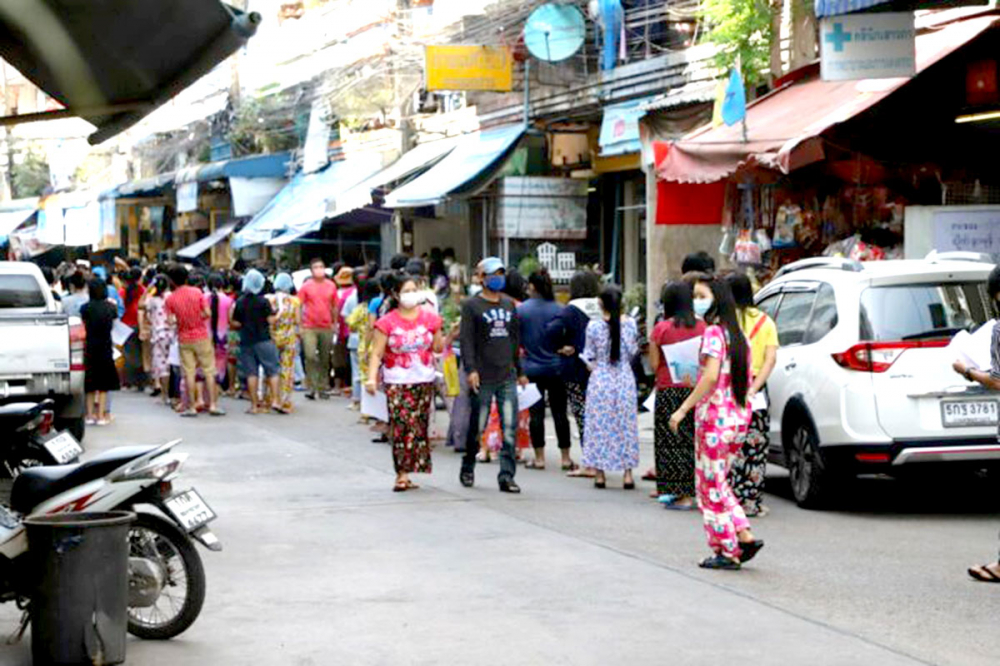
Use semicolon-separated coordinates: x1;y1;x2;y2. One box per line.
276;344;297;412
729;409;770;515
386;382;434;474
695;421;751;561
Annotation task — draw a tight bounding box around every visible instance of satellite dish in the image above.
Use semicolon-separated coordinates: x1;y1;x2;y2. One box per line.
524;3;586;63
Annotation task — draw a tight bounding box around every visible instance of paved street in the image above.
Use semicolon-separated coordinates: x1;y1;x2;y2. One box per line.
2;391;999;665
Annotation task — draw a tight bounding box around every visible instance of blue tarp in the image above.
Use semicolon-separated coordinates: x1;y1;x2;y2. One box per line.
231;156;382;249
814;0;892;18
383;124;526;208
108;151;292;198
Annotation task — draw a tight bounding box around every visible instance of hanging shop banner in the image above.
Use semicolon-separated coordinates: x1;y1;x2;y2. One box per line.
820;12;915;81
496;177;587;240
932;208;1000;259
63;203;101;247
177;181;198;213
302;100;331;174
425;45;513;92
230;177;286;217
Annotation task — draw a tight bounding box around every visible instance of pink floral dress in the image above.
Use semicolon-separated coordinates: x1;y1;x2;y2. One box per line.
694;324;752;560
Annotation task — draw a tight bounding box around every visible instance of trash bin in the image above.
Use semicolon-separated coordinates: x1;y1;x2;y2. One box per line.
25;511;135;666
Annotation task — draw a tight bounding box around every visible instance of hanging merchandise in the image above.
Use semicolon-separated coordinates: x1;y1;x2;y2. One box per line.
773;202;801;248
755;228;772;252
734;229;762;265
718;228;735;256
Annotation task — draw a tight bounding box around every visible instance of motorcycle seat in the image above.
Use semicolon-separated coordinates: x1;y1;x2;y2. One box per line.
10;445;159;514
0;400;51;431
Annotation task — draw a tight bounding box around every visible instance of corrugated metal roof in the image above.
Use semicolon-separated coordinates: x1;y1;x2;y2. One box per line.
641;81;718;112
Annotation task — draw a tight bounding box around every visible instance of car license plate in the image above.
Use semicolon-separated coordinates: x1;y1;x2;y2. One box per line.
41;431;83;464
164;489;216;532
941;400;999;428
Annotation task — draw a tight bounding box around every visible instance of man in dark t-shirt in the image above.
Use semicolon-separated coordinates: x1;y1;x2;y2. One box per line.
231;270;282;414
458;257;527;493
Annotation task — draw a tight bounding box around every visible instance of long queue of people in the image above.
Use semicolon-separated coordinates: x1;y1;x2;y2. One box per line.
356;250;777;571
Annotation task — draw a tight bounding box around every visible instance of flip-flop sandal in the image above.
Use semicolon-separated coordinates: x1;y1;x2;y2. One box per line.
392;482;409;493
524;460;546;470
405;481;420;490
641;469;657;482
180;409;198;418
663;502;698;511
561;461;579;472
739;540;765;563
566;468;596;478
272;406;291;415
968;565;1000;582
699;555;741;570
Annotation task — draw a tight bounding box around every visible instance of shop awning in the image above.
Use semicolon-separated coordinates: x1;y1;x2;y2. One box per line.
656;15;998;183
231;156;382;248
0;207;36;244
599;97;656;156
383;124;526;208
814;0;988;18
0;1;259;144
328;137;460;216
177;221;239;259
181;152;292;183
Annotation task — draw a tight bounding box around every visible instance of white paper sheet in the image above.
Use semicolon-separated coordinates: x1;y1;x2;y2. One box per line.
948;320;995;371
750;392;768;412
111;320;134;347
518;383;542;411
642;390;656;412
662;336;703;386
361;389;389;422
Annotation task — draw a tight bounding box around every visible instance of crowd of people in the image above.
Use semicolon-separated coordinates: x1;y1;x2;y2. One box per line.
45;246;777;571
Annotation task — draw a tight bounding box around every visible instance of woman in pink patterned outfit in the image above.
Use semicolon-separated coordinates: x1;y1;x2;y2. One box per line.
670;278;764;570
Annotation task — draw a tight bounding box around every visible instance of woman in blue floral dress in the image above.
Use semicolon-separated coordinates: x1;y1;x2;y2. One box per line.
581;285;640;489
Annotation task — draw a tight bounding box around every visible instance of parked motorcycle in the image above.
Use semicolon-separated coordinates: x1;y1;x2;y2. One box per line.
0;399;83;476
0;439;219;640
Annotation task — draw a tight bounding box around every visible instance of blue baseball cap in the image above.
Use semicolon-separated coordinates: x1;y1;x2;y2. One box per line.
479;257;505;275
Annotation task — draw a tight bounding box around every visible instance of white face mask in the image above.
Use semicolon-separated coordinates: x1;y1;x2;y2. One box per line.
693;297;713;317
399;292;423;310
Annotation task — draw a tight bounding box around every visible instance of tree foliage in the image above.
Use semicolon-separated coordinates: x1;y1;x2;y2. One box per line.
700;0;777;86
11;150;51;198
228;96;300;157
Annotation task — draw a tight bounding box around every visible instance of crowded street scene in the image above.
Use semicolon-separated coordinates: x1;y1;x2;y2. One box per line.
0;0;999;664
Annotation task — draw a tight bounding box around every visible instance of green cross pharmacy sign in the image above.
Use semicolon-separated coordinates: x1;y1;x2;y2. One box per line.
820;12;916;81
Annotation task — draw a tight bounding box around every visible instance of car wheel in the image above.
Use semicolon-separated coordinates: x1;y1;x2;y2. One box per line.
58;416;86;443
786;418;830;509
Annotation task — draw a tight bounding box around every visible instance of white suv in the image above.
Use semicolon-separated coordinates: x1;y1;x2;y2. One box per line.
756;255;999;508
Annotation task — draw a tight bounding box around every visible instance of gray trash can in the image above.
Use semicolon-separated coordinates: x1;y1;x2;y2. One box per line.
25;511;135;666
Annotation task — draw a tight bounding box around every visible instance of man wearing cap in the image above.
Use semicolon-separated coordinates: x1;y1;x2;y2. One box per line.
458;257;527;493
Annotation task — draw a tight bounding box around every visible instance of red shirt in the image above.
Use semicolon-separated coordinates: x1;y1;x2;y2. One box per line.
165;286;209;344
651;318;706;389
299;278;338;330
119;284;146;328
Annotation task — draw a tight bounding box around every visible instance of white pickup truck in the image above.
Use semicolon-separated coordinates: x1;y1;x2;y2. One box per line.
0;262;86;440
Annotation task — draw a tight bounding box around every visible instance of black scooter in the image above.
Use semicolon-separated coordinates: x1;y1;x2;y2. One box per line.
0;399;83;476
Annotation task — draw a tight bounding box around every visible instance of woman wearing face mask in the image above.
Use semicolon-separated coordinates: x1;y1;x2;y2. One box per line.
669;279;763;570
367;275;454;492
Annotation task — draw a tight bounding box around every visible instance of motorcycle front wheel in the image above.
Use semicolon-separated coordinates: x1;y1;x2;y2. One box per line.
126;512;206;640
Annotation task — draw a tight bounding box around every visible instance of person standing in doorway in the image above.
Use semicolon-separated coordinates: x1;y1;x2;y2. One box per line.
649;281;705;508
670;279;763;570
299;258;338;400
459;257;526;494
727;273;778;517
581;285;640;489
519;269;575;471
165;265;224;417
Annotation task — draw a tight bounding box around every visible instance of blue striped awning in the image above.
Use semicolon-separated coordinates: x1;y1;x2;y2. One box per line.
814;0;892;17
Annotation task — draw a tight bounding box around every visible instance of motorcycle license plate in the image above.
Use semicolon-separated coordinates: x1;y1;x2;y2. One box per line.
164;489;216;532
941;400;999;428
42;431;83;464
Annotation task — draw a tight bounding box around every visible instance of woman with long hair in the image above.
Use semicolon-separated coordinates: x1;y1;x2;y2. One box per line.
272;273;301;414
669;279;763;570
726;273;778;517
366;275;451;492
207;273;234;403
581;285;640;489
146;274;173;404
120;266;146;389
648;281;706;508
546;270;603;478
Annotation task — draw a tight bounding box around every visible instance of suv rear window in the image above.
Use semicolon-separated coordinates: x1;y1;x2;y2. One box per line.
859;283;991;341
0;274;46;308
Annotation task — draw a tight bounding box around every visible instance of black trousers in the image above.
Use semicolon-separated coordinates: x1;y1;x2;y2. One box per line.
527;374;572;450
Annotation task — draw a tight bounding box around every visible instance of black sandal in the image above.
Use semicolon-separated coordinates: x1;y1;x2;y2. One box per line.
594;474;606;489
699;554;741;570
739;539;765;563
968;564;1000;583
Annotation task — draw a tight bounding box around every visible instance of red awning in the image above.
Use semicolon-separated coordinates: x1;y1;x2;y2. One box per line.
656;14;998;184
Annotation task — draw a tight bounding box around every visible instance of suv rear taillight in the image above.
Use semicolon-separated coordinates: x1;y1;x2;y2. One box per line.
832;340;949;373
69;322;86;372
